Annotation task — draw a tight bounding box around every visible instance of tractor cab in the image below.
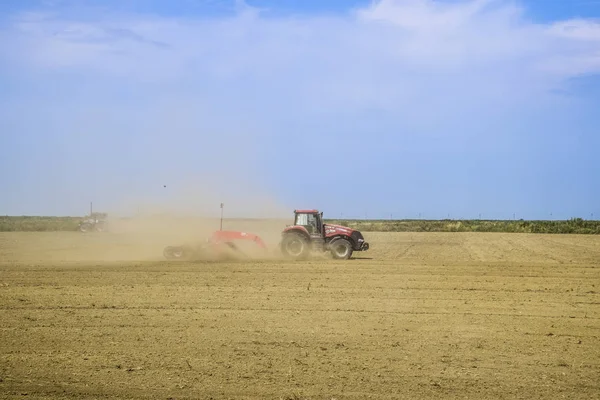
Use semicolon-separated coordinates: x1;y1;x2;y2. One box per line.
293;209;324;237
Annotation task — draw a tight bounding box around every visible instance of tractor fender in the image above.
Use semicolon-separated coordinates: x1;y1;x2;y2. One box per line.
281;226;311;239
326;235;355;248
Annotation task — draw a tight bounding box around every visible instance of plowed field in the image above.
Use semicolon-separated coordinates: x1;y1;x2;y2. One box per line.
1;231;599;399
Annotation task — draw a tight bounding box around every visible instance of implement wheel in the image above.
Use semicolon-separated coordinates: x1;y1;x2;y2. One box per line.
163;246;189;260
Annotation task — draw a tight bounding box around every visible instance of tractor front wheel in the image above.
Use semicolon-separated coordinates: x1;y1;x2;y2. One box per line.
280;233;310;260
330;238;353;260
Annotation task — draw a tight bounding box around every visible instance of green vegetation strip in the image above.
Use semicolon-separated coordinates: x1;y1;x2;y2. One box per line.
1;216;599;234
0;216;81;232
327;218;600;234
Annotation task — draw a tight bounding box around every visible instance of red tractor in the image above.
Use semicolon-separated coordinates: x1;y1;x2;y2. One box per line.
279;209;370;260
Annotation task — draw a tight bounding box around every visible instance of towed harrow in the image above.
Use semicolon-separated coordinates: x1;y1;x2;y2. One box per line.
163;230;268;261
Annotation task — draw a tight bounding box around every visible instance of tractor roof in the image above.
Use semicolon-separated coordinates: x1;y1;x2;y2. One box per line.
294;209;320;214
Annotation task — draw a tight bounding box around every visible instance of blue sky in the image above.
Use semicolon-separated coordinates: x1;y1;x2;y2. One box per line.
0;0;599;220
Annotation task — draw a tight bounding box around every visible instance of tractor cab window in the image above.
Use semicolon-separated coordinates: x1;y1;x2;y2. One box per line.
295;213;308;226
296;213;319;234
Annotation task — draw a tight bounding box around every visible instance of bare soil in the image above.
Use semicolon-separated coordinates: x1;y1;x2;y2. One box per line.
0;230;599;399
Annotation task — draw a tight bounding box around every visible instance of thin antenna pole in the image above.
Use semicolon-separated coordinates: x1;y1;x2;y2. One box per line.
220;203;224;231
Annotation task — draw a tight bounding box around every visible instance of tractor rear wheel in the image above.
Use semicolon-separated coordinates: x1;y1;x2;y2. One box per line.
330;238;353;260
280;233;310;259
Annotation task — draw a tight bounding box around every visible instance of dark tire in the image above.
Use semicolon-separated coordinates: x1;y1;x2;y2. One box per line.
330;238;353;260
163;246;188;260
280;233;310;259
79;223;92;233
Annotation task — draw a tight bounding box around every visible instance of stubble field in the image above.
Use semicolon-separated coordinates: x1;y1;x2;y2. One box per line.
0;225;599;399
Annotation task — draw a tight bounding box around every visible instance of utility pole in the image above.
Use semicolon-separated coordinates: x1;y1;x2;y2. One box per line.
220;203;224;231
90;202;93;216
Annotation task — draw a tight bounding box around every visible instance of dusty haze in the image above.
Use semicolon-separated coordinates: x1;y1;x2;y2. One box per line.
45;174;297;263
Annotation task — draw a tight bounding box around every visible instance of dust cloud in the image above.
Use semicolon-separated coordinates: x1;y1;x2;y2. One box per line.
48;173;295;264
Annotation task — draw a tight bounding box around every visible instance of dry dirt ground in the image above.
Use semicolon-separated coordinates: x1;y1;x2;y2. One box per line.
0;228;599;399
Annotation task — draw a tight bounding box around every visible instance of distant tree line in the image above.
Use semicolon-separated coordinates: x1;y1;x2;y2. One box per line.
0;216;81;232
326;218;600;234
1;215;599;234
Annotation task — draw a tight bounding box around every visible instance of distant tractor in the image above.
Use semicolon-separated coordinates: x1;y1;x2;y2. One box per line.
279;209;370;260
78;212;108;233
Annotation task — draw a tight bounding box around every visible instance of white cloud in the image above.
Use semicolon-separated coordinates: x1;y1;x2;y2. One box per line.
2;0;598;134
357;0;506;30
4;0;599;82
549;18;600;42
